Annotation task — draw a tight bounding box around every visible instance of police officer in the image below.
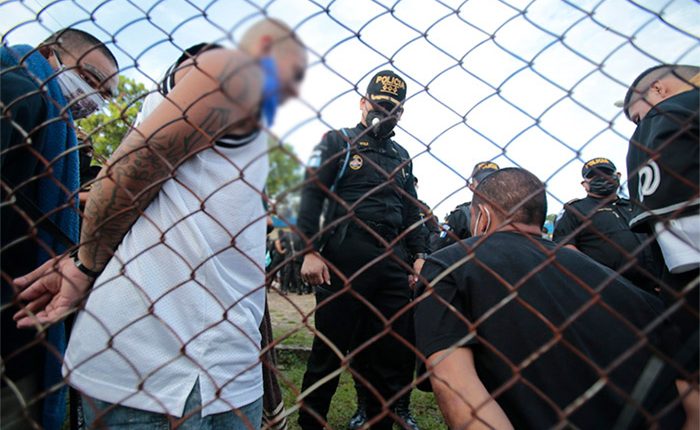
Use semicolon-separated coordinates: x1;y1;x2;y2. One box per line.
297;70;427;429
414;176;441;251
430;161;499;252
553;158;661;292
346;176;430;430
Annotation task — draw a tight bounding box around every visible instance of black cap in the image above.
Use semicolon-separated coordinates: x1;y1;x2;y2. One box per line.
582;157;617;178
366;70;407;108
471;161;500;183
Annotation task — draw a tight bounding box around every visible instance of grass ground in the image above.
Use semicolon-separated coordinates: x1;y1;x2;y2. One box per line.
267;290;446;429
274;352;445;429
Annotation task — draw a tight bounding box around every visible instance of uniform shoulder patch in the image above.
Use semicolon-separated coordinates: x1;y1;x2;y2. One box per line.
307;149;322;168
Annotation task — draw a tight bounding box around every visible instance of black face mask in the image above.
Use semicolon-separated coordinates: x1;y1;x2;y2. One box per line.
588;175;619;196
366;109;398;139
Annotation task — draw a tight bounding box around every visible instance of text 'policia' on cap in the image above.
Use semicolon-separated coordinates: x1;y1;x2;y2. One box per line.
582;157;616;178
366;70;407;107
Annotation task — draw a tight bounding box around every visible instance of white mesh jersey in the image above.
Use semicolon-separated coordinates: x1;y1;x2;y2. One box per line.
63;125;269;417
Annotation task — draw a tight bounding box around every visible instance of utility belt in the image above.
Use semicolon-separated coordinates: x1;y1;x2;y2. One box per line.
348;219;399;242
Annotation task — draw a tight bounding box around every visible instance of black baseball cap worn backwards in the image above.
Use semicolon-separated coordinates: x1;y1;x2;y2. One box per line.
366;70;407;108
582;157;616;178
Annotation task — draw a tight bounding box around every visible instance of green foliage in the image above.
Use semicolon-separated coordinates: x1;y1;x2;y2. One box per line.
77;78;303;213
267;139;304;220
77;75;147;160
267;138;304;198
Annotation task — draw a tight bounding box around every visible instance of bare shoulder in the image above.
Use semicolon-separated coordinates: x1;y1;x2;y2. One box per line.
196;48;264;108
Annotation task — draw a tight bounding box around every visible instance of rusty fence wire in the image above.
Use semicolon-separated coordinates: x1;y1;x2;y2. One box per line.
1;0;699;429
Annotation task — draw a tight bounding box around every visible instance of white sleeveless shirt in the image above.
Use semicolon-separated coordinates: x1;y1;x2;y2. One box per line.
64;105;270;416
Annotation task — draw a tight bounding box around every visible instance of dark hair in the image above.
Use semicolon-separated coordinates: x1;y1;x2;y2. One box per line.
472;167;547;227
42;28;118;70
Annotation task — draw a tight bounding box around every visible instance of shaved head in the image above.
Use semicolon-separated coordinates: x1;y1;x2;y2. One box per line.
624;64;700;124
239;18;301;56
42;28;118;70
238;18;307;103
39;28;119;97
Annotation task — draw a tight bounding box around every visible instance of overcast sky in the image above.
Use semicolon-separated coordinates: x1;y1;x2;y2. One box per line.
2;0;699;218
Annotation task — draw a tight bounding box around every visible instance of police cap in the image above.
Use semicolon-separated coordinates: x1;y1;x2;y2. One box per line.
367;70;407;108
582;157;616;178
471;161;500;183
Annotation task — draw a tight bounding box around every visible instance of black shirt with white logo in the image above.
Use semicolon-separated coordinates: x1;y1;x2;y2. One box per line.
627;88;699;230
415;232;683;429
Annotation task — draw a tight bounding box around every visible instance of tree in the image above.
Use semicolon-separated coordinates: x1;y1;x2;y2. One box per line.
77;75;147;160
266;138;304;220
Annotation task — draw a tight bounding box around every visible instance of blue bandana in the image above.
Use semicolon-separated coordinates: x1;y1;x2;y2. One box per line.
260;56;280;125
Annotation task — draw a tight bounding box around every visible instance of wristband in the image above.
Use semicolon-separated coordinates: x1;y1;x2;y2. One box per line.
414;253;427;261
70;249;101;279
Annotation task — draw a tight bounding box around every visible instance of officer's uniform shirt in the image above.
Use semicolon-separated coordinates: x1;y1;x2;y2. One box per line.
430;202;471;252
553;195;659;289
414;198;438;252
297;123;426;256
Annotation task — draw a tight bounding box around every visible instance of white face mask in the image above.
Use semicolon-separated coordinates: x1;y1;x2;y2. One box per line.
53;51;107;119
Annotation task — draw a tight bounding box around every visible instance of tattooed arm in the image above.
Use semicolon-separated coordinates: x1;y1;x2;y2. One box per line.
81;50;261;270
13;49;263;327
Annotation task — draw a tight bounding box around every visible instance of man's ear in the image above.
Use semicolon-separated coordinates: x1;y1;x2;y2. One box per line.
359;97;368;111
38;45;52;60
259;35;273;56
39;45;60;69
650;80;668;97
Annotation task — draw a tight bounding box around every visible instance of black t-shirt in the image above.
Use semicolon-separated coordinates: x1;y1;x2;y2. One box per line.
415;232;683;429
553;195;662;290
627;89;699;230
1;67;49;381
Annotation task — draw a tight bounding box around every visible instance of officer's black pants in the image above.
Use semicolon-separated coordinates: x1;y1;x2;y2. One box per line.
298;227;416;429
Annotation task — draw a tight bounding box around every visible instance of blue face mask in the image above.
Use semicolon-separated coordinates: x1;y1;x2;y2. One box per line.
260;56;280;126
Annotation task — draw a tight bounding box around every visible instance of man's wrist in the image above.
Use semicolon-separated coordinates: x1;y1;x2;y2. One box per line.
70;249;101;279
414;252;427;261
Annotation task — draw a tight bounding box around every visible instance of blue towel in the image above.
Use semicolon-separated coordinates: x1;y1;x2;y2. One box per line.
1;44;80;430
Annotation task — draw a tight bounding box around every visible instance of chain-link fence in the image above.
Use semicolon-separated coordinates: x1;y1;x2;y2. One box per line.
1;0;699;429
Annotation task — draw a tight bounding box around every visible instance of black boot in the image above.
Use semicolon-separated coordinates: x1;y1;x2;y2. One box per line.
393;393;420;430
348;383;368;429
